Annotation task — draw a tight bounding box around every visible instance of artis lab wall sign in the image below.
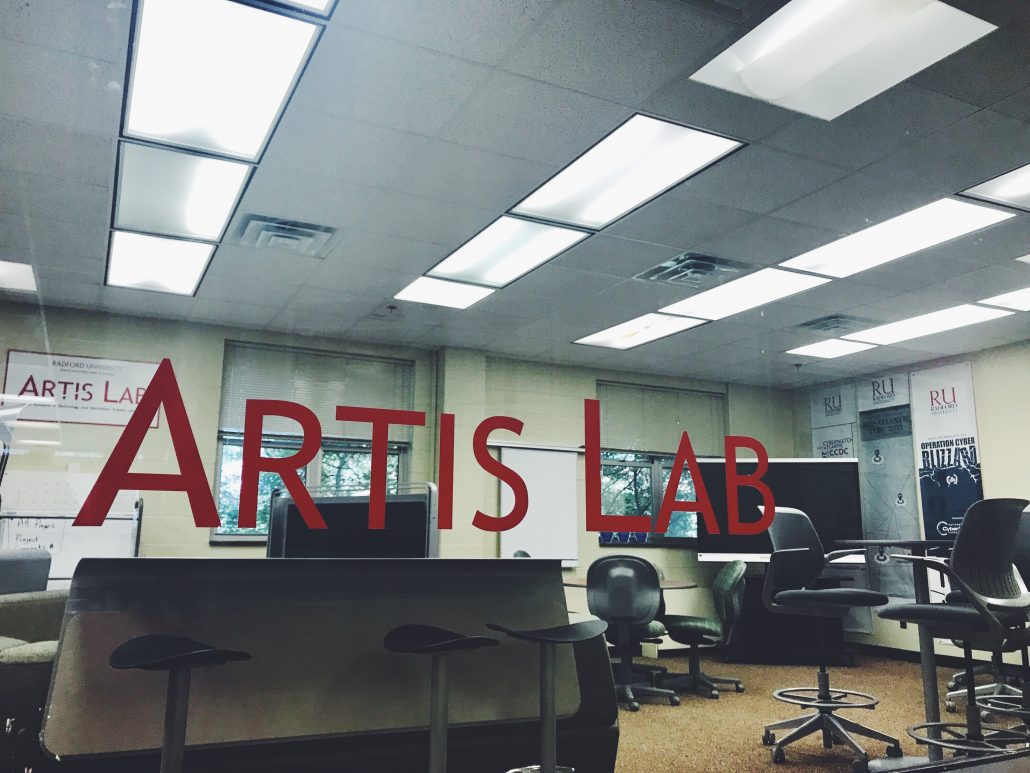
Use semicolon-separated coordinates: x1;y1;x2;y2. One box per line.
2;350;160;428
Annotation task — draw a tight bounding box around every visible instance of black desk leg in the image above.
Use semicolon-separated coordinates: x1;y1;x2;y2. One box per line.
161;666;191;773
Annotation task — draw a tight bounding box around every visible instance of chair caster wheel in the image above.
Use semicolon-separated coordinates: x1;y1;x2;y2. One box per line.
771;747;785;763
669;695;681;706
947;681;957;690
627;701;640;712
735;684;745;693
762;730;776;746
851;759;869;773
945;701;957;713
886;744;903;758
707;689;719;699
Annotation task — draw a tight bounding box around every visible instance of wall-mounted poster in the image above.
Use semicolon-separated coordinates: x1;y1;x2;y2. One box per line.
2;351;160;428
810;383;856;459
910;362;982;541
856;373;918;599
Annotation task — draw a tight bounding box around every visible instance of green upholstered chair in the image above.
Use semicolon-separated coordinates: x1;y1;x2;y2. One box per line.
656;559;746;698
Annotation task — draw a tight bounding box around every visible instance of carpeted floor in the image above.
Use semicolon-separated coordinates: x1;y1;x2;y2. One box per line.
616;653;954;772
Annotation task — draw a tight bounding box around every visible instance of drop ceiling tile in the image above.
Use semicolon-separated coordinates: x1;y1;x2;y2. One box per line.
0;38;122;135
782;278;902;314
670;144;849;215
265;106;431;189
0;216;109;268
502;0;735;106
34;267;102;307
335;0;555;66
662;318;763;348
604;195;756;250
889;322;1020;356
642;72;796;143
952;215;1030;266
933;261;1030;301
99;286;195;318
194;273;288;305
848;251;988;293
553;234;677;278
391;140;556;212
357;190;497;250
294;26;492;136
844;288;981;324
0;171;109;227
909;28;1030;108
188;299;281;329
992;87;1030;123
340;319;439;346
729;301;827;331
862;110;1029;192
204;245;323;288
233;168;376;234
0;115;114;187
467;287;566;321
412;324;498;351
484;332;558;361
764;84;979;170
0;0;131;63
436;71;631;166
503;265;625;300
325;229;439;274
773;172;942;233
677;343;767;370
693;216;841;268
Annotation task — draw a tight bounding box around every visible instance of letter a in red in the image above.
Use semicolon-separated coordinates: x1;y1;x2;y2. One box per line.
75;359;219;527
655;430;718;535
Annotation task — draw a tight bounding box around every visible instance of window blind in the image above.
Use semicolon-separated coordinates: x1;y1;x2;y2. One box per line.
219;342;416;441
597;381;725;456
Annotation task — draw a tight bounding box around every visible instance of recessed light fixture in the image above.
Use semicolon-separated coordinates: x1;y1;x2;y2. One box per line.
781;199;1013;278
115;143;251;241
842;304;1013;345
659;268;828;320
0;260;36;293
575;313;707;350
125;0;318;160
963;162;1030;212
427;216;588;288
511;114;742;229
690;0;995;120
394;277;494;309
787;339;876;359
980;286;1030;312
107;231;215;295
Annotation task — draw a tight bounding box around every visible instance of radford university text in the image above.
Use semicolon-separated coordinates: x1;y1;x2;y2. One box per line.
73;359;775;536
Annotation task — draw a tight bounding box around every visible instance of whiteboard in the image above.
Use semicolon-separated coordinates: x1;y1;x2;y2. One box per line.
0;470;138;515
0;514;139;580
498;447;579;567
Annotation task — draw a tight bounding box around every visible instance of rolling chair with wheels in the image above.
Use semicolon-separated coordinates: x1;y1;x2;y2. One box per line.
109;634;251;773
879;498;1030;756
760;507;901;772
586;555;679;711
656;559;746;699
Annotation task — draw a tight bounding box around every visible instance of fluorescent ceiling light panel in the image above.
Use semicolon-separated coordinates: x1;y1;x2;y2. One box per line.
0;260;36;293
659;268;828;320
511;115;742;229
394;277;494;309
690;0;995;120
576;313;707;350
107;231;215;295
963;162;1030;212
980;286;1030;312
115;144;250;241
781;199;1013;278
126;0;317;160
843;304;1013;345
428;216;588;288
787;339;876;359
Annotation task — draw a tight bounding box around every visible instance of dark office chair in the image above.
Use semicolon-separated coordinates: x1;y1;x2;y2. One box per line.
384;624;499;773
656;559;746;699
879;498;1030;755
110;634;251;773
586;555;679;711
761;507;901;771
0;550;51;595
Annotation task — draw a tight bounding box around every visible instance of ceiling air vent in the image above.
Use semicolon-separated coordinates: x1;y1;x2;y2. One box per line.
798;314;874;335
636;252;752;289
238;215;336;257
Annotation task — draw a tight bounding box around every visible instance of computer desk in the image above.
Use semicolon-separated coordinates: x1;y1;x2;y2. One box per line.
836;539;952;766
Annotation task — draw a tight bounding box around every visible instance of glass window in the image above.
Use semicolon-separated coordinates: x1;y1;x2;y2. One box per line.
598;450;699;546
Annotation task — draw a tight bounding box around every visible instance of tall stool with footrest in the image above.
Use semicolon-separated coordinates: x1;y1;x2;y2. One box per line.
109;634;251;773
489;619;609;773
384;623;499;773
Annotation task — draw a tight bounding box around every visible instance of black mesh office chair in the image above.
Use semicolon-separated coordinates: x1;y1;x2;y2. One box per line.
657;559;746;698
761;507;901;772
879;498;1030;755
586;555;679;711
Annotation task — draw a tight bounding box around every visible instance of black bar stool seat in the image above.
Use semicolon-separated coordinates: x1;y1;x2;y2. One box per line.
489;620;608;773
110;635;250;773
384;624;498;773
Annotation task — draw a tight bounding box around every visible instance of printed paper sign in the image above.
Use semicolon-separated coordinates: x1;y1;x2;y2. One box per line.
2;350;160;428
812;423;855;458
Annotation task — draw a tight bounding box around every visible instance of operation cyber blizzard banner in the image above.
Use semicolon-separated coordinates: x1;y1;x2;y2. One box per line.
910;362;983;541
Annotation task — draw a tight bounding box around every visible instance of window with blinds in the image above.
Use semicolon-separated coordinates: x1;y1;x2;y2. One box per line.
218;341;416;441
596;381;725;455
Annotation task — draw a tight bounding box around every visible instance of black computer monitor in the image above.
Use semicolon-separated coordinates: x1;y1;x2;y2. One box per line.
689;458;862;561
266;491;438;558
